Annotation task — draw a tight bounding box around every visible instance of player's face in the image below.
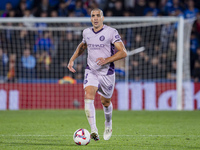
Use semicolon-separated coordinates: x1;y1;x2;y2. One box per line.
91;10;104;30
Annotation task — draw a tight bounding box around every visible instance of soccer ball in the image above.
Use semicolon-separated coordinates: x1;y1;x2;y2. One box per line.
73;128;91;145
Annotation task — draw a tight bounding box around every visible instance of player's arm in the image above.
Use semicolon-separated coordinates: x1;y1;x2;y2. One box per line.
96;41;127;66
67;42;87;73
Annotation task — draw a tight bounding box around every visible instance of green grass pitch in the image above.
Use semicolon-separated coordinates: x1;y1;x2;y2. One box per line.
0;110;200;150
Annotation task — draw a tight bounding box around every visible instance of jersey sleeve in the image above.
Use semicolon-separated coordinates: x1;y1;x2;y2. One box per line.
111;29;122;44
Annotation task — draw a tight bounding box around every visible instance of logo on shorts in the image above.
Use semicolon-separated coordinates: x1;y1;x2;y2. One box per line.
99;35;105;41
108;85;113;91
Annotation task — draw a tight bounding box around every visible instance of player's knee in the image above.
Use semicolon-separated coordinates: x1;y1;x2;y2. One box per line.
101;98;111;107
84;86;98;100
84;91;95;99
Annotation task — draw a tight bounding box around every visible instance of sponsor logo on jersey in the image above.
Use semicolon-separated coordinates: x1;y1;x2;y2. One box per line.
87;44;105;50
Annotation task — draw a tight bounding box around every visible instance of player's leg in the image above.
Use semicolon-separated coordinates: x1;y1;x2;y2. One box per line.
84;86;99;141
101;96;113;140
97;73;115;140
83;69;100;141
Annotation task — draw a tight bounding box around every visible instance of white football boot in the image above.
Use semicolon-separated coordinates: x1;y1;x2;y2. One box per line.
103;120;112;140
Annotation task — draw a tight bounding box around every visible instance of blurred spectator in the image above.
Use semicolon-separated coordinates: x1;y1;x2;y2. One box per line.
0;0;20;11
148;44;162;58
160;0;173;13
145;11;154;16
129;59;141;80
36;51;51;78
58;1;68;17
23;9;35;27
0;31;9;53
50;10;58;17
19;48;36;78
34;31;55;55
104;0;117;13
195;47;200;61
74;0;88;17
105;10;113;16
138;52;149;79
162;0;183;15
191;47;200;72
49;0;60;10
35;11;48;32
144;0;160;16
184;0;199;19
34;0;52;17
167;61;176;80
148;57;162;79
65;0;76;11
124;0;135;10
1;23;15;54
167;41;177;62
132;0;146;16
16;1;27;17
192;60;200;82
159;52;168;78
195;12;200;39
8;9;16;17
7;54;16;82
196;0;200;10
115;59;125;80
68;11;75;17
190;32;199;54
160;23;176;51
20;0;34;10
84;0;99;10
13;30;29;57
0;48;9;77
133;34;143;48
1;2;12;17
95;0;107;10
56;31;78;78
74;62;84;80
112;0;124;16
169;9;184;17
86;6;92;17
123;9;131;16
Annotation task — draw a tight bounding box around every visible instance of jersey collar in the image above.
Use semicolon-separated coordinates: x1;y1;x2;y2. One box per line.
92;25;105;34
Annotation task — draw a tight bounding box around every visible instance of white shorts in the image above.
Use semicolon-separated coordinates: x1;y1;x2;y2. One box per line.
83;69;115;99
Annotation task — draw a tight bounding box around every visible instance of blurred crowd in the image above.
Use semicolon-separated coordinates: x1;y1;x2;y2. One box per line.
0;0;200;82
0;0;200;18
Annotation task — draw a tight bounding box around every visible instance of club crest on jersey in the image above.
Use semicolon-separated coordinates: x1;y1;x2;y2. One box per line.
99;35;105;41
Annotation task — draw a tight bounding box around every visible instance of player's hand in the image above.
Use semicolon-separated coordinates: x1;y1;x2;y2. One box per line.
96;57;107;66
67;61;76;73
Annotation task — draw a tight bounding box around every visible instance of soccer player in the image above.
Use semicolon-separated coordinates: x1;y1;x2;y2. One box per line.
67;8;127;141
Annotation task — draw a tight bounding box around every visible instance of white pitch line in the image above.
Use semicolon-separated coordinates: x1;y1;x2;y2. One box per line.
0;135;199;137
